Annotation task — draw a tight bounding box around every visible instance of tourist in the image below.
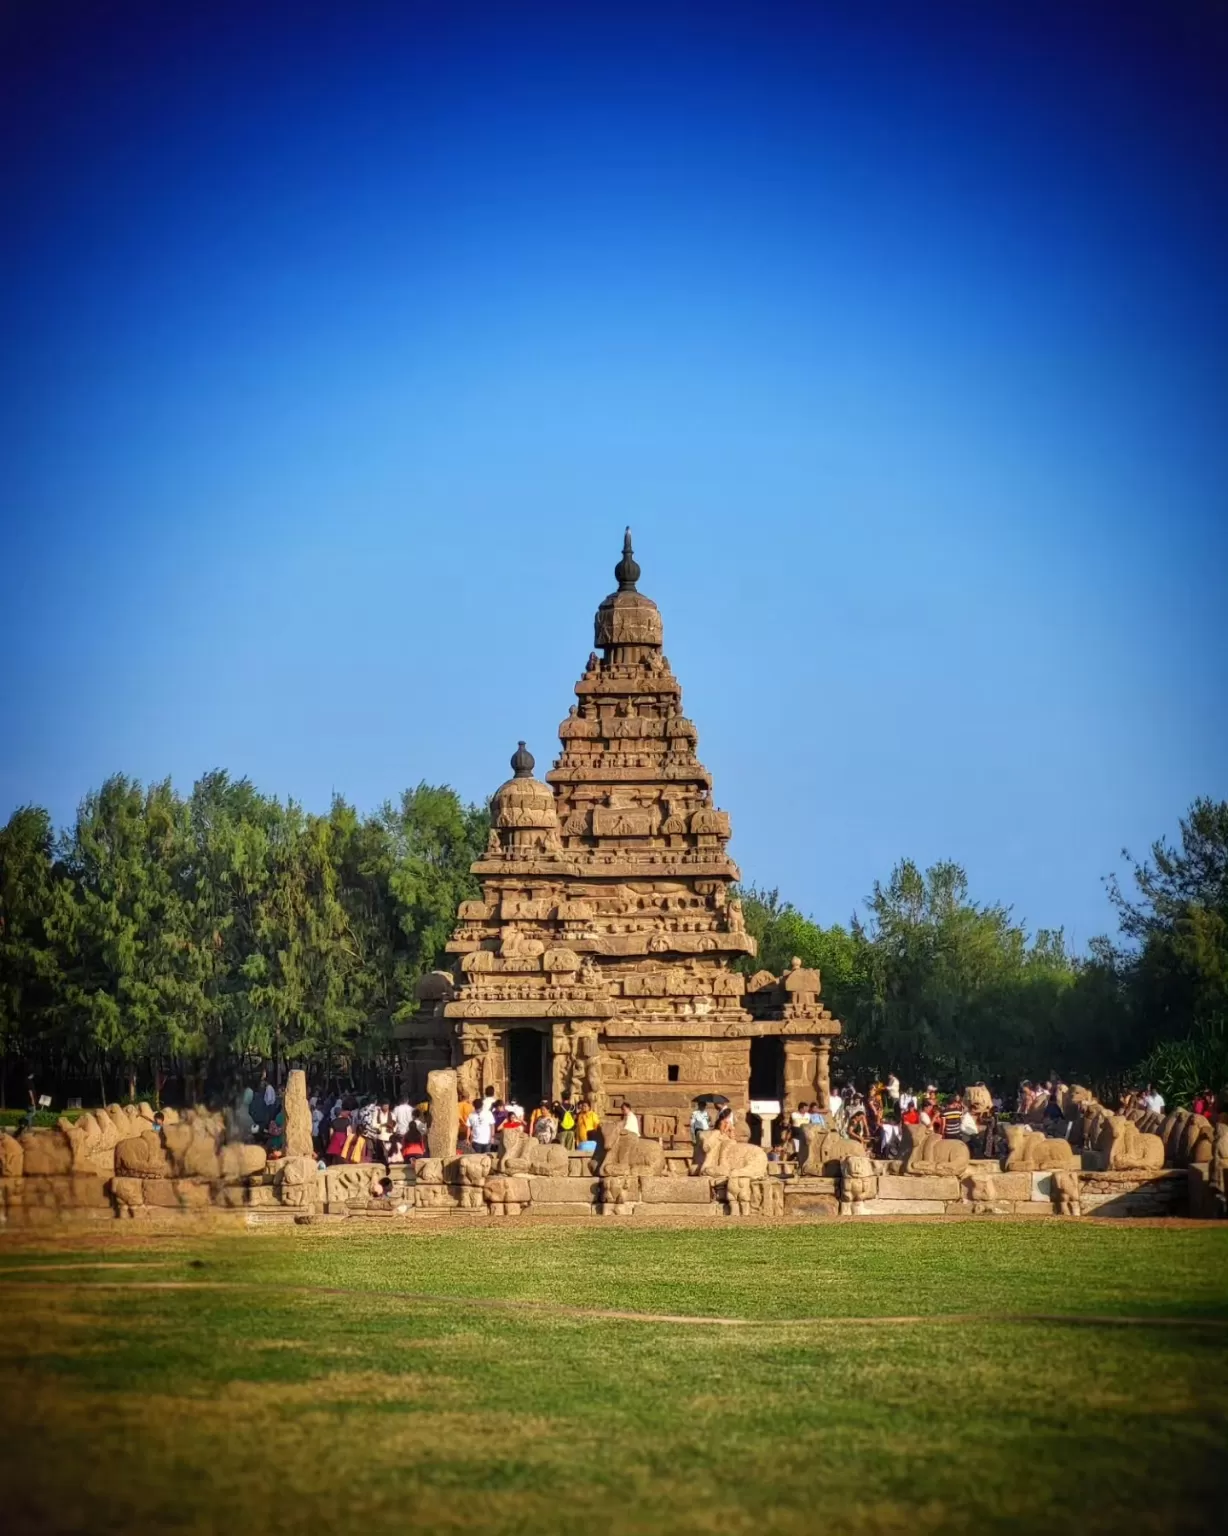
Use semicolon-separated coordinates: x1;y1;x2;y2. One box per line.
392;1091;415;1142
467;1099;495;1154
309;1095;324;1151
457;1090;474;1139
481;1085;497;1112
575;1099;600;1150
808;1102;826;1128
492;1100;510;1131
898;1084;917;1113
901;1099;921;1127
715;1103;735;1139
529;1099;552;1137
324;1104;350;1162
402;1110;427;1160
941;1094;965;1140
827;1085;843;1120
558;1100;577;1149
1193;1088;1215;1120
690;1099;711;1147
533;1105;558;1143
259;1073;277;1128
1142;1083;1165;1115
506;1095;526;1124
845;1093;869;1144
502;1100;526;1133
958;1104;979;1143
885;1073;901;1108
920;1090;942;1132
621;1102;640;1136
363;1100;393;1163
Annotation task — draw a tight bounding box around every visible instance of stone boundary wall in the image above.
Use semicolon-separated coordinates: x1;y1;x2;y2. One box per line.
0;1148;1206;1230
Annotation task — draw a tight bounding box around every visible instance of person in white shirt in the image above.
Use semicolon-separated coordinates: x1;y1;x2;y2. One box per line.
1143;1085;1165;1114
828;1090;843;1119
467;1104;495;1152
621;1103;640;1136
885;1074;901;1106
391;1092;415;1140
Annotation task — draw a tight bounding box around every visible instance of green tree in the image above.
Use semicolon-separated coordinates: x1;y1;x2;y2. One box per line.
1110;796;1228;1049
53;777;206;1101
0;806;62;1106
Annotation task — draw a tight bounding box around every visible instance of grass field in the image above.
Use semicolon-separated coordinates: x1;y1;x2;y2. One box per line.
1;1220;1226;1535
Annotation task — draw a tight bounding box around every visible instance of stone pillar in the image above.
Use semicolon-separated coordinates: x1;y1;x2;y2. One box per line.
756;1113;777;1149
579;1032;604;1114
816;1042;832;1108
427;1069;459;1159
283;1069;314;1159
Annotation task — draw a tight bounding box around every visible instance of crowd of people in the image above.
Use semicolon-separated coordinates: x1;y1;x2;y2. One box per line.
300;1088;615;1168
780;1072;1225;1160
773;1076;991;1158
221;1067;1223;1173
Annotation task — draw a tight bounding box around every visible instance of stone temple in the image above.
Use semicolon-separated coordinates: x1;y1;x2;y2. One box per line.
395;531;841;1142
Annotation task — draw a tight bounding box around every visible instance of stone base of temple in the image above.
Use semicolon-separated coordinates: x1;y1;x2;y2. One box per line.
0;1157;1207;1229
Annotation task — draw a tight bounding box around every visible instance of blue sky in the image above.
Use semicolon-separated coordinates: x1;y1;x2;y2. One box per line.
2;1;1225;948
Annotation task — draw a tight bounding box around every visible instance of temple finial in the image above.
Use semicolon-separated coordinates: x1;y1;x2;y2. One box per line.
510;740;535;778
614;526;640;591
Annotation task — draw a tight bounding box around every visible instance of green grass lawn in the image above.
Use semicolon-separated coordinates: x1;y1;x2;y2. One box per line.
1;1221;1226;1535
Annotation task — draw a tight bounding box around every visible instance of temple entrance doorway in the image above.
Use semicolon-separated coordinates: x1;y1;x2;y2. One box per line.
506;1028;548;1109
749;1036;784;1101
748;1036;784;1145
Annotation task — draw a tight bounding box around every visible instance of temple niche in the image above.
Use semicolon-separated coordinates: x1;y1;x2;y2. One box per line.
395;531;842;1142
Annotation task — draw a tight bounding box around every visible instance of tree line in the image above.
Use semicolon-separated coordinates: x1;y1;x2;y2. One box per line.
740;796;1228;1104
2;771;1225;1108
0;773;488;1106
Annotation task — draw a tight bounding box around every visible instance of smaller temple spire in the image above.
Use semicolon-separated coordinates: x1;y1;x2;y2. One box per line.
614;526;640;592
510;740;535;777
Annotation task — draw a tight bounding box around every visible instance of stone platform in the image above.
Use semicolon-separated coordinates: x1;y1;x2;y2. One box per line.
0;1154;1201;1229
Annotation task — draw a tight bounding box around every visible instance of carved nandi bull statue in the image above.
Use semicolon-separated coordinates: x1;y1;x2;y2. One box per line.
899;1121;970;1177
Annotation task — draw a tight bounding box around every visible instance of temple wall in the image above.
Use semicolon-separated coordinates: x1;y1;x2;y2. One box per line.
598;1037;749;1141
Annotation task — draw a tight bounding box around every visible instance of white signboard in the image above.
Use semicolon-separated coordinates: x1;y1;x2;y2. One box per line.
749;1099;781;1116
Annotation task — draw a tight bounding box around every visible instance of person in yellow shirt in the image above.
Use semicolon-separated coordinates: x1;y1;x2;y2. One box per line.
457;1096;474;1140
575;1100;600;1147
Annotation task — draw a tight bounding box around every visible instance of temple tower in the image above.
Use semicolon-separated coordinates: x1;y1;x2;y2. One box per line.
396;532;841;1139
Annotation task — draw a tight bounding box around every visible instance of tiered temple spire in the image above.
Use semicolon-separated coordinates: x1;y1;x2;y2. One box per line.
397;532;840;1137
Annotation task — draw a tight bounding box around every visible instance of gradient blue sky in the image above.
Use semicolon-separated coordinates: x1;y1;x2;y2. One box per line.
2;1;1225;948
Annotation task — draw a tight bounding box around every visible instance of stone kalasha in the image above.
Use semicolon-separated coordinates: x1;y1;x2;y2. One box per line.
396;531;842;1140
